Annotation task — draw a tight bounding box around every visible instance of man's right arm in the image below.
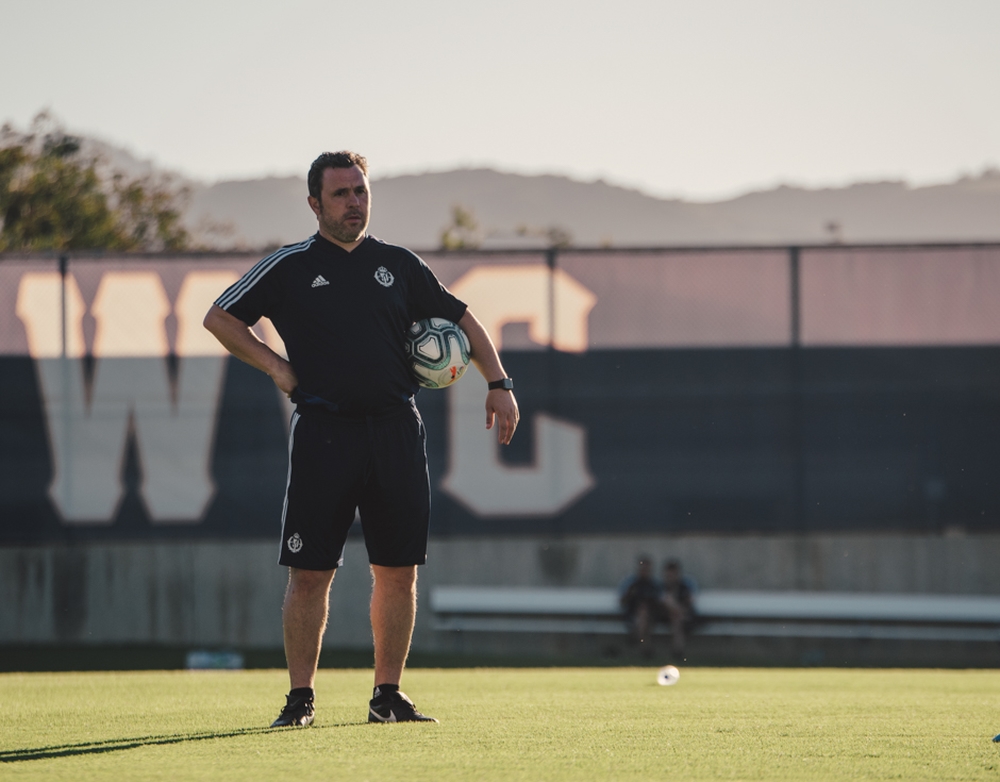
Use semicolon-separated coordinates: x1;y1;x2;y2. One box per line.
203;305;298;396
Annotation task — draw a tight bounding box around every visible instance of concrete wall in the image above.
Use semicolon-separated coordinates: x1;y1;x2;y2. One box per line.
3;533;999;654
1;543;287;647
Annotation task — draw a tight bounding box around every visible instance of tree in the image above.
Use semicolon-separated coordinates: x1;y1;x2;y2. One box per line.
439;204;482;250
515;223;573;249
0;113;189;252
439;204;573;250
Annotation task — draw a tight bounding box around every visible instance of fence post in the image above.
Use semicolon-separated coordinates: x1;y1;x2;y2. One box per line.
57;253;75;516
59;254;68;358
789;246;806;533
546;246;558;412
546;246;560;538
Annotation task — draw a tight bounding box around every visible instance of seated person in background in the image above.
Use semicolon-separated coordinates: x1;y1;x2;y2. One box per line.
661;558;698;658
618;555;665;655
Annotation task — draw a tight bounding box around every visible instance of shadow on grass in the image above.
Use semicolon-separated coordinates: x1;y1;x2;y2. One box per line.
0;723;365;763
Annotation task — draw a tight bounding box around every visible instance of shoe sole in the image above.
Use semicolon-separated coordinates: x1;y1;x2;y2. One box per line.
270;715;314;728
368;708;437;724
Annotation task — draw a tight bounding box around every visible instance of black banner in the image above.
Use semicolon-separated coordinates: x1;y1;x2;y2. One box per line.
2;247;999;543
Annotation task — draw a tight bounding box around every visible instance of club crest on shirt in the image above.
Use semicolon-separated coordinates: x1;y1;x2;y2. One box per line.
374;266;394;287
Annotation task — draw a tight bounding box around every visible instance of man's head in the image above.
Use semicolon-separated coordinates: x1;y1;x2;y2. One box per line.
637;555;653;578
664;559;682;584
307;151;371;247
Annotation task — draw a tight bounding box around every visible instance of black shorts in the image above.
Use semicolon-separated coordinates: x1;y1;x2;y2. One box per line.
278;402;430;570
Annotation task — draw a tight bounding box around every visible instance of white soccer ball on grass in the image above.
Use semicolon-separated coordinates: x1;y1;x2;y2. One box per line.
657;665;680;686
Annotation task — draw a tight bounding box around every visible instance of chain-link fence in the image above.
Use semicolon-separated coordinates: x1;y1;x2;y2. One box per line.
2;244;999;543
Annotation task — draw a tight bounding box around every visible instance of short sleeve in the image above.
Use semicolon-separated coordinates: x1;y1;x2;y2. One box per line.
407;254;467;324
214;256;282;326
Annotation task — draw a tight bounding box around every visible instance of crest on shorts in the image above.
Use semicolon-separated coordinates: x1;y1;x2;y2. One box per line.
287;533;303;553
374;266;394;287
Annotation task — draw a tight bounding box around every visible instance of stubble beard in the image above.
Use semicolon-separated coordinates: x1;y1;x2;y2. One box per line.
321;209;369;245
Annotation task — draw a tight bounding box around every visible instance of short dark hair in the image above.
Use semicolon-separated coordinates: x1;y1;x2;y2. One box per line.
307;151;369;200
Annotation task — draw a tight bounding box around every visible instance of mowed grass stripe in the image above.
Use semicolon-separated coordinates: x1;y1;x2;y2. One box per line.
1;668;999;781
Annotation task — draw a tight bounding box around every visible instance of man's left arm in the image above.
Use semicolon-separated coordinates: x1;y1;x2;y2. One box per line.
458;309;519;445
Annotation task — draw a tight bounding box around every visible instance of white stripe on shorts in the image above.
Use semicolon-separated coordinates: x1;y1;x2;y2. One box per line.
278;411;301;547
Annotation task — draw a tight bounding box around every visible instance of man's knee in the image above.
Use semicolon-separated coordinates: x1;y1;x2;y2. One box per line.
288;567;336;597
371;564;417;595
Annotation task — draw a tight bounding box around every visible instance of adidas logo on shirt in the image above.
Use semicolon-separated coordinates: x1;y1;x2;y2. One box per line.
311;275;329;288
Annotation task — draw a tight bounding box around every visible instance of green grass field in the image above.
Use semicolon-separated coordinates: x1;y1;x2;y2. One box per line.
1;668;998;781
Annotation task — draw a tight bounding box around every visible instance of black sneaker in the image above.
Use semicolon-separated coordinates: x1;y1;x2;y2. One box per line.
270;693;315;727
368;688;438;723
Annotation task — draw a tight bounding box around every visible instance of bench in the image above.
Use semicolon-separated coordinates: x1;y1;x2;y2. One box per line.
429;586;1000;642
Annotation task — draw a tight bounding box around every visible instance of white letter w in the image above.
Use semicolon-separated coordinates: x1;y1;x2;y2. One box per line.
15;270;237;523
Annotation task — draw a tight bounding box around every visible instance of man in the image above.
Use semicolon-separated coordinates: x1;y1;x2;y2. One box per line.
661;559;697;658
204;151;518;726
618;555;664;656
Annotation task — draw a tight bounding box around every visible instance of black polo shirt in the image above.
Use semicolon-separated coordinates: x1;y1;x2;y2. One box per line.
216;233;467;415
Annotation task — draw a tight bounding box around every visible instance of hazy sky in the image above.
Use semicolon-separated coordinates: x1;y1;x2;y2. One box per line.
2;0;998;199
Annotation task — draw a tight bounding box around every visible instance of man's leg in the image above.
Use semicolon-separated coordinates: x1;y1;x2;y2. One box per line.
664;596;686;656
632;602;651;642
370;564;417;685
364;409;436;722
367;564;436;722
283;567;336;689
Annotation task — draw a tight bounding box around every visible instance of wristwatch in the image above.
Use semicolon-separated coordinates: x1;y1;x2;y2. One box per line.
487;377;514;391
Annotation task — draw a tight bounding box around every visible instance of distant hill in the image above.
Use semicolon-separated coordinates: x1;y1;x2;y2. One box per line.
186;177;315;250
183;167;1000;251
60;135;1000;250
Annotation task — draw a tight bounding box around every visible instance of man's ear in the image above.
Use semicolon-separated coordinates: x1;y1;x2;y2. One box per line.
307;195;321;218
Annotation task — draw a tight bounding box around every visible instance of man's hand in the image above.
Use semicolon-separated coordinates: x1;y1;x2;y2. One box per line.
457;309;520;444
485;388;519;445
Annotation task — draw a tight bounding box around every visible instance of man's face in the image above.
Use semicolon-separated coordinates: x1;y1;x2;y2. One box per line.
308;165;371;245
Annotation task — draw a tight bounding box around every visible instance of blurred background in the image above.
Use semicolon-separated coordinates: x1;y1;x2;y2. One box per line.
2;0;999;670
